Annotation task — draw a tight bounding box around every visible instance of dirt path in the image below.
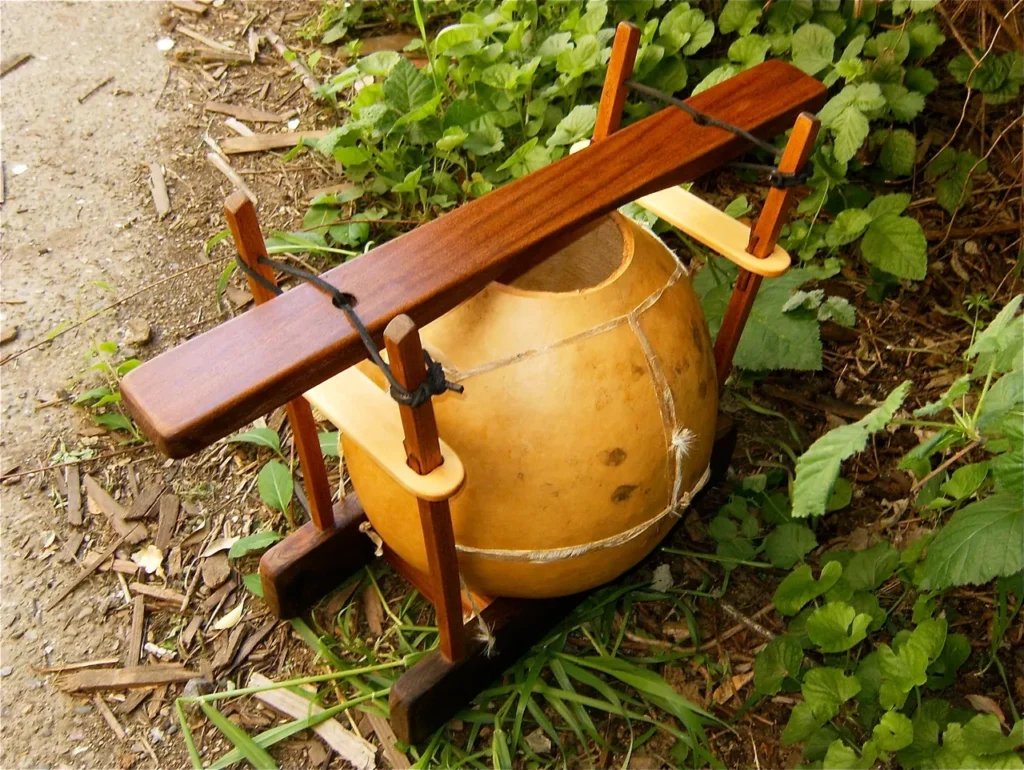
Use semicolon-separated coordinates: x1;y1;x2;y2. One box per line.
1;3;192;766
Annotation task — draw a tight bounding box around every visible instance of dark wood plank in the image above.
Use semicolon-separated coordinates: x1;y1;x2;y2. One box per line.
389;593;584;744
259;494;375;618
713;114;820;389
122;61;826;458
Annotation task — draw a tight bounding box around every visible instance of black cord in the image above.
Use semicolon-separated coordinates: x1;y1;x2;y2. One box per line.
624;80;809;189
234;256;464;408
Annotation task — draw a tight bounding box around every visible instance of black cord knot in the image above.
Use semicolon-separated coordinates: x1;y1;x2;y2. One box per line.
768;167;812;189
389;352;464;408
331;291;358;309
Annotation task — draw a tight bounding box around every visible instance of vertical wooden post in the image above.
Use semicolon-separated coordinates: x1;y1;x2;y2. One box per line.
384;315;466;663
712;114;821;391
224;191;336;532
594;22;641;142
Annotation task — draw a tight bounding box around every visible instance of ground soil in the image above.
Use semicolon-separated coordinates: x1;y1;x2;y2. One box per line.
1;2;1021;770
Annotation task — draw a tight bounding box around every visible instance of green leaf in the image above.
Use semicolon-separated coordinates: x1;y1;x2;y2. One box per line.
464;117;504;156
658;5;714;56
806;601;872;652
728;34;770;68
225;428;282;456
883;84;926;121
200;701;278;770
94;413;135;433
874;711;915;752
692;64;740;95
909;20;945;58
792;382;910;517
774;561;843;616
356;50;400;77
802;666;862;718
724;195;752;219
968;295;1023;370
818;297;855;328
826;208;872;246
318;431;339;457
720;0;761;34
754;635;803;695
764;524;817;569
75;386;113;405
782;701;824;744
258;460;294;514
867;192;912;219
433;24;483;56
861;214;928;280
962;714;1024;756
547;104;597;147
878;618;947;708
906;65;939;94
940;461;989;501
926;633;971;689
229;531;284;559
383;57;434;116
830;105;870;163
828;542;900;599
791;23;835;75
822;740;875;770
877;129;917;177
919;493;1024;589
556;34;602;79
243;572;265;597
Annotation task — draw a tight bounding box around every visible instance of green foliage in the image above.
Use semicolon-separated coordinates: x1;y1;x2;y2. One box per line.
925;148;989;214
296;0;967;378
228;531;284;559
792;381;910;517
257;460;294;515
73;340;143;440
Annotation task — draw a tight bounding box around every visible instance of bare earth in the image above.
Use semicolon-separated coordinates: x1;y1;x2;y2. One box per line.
1;2;187;766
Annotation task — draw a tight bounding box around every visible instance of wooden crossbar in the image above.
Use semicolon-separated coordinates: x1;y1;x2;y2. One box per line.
122;60;825;458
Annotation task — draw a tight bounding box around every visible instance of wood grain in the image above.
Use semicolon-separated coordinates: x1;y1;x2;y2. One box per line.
593;22;640;142
122;61;826;458
384;316;466;663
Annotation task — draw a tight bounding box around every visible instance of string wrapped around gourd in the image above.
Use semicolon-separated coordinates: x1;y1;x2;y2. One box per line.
311;213;718;599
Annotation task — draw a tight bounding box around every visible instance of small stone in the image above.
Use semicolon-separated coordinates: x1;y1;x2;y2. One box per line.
149;727;164;744
201;552;231;589
182;677;213;698
964;240;981;255
68;730;85;742
525;728;553;755
123;319;151;346
75;705;94;715
0;666;13;677
0;326;17;345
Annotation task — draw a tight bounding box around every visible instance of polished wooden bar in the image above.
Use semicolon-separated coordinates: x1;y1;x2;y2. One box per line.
122;60;826;458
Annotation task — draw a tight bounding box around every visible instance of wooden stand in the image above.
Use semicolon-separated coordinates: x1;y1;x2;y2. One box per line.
128;23;824;747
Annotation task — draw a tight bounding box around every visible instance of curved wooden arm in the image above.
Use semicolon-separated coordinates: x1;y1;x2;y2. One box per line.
637;187;792;277
305;367;465;502
122;60;826;458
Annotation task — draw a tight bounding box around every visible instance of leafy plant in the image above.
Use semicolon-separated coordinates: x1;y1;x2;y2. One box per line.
73;340;143;440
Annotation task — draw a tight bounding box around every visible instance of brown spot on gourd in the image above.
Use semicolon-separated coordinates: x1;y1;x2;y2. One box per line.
612;484;639;503
631;364;646;378
698;378;709;399
602;448;628;466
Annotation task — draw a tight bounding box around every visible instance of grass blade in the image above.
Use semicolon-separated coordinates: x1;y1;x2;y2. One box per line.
200;701;278;769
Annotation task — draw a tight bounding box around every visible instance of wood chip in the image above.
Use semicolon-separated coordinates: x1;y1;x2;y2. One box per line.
250;673;376;770
207;152;257;203
168;547;183;577
155;494;179;550
126;485;163;521
130;582;187;605
205;100;291;123
201;581;235;612
228;618;277;672
177;25;233;53
0;325;18;345
117;688;153;715
219;131;329;154
93;695;126;739
365;712;410;769
84;475;147;544
193;47;249;63
181;615;203;648
361;585;383;637
0;52;32;78
126;595;145;667
61;665;197;692
148;162;172;220
358;33;417;55
212;623;246;670
265;29;321;97
62;530;85;563
33;657;120;674
224;117;254;137
65;465;82;525
170;0;207;15
47;528;138;609
201;552;231;589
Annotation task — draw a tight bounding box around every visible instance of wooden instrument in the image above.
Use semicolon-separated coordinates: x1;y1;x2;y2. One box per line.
121;24;825;744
